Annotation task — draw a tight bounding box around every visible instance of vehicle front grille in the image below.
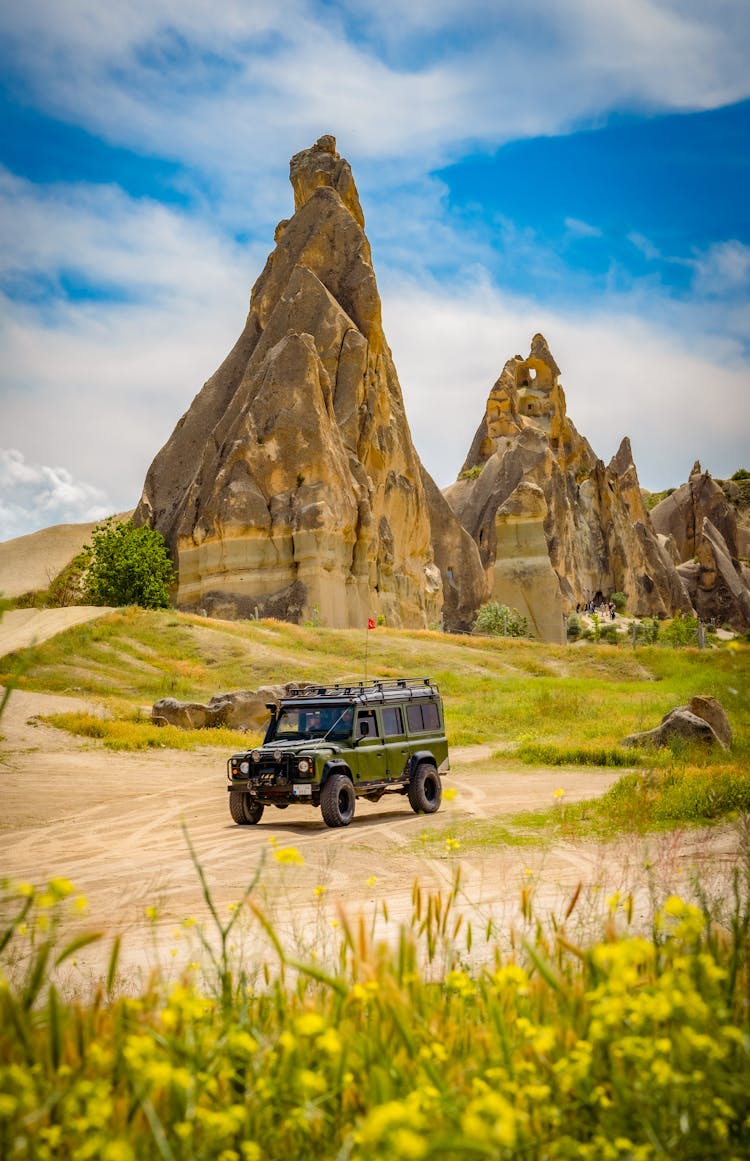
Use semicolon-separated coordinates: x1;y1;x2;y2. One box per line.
253;759;293;785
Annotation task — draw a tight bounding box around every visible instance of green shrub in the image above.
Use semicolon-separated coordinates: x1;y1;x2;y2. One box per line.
566;612;582;641
459;463;485;480
610;591;627;612
473;601;529;638
661;611;700;648
631;617;660;645
83;518;175;609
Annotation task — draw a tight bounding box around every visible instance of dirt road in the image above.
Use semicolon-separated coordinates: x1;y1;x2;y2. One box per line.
1;687;740;983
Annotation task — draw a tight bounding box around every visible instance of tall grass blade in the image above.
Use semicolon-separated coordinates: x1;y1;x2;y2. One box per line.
54;931;103;966
106;934;122;995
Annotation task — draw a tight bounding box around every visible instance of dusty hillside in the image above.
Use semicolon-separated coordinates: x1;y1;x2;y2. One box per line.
0;511;133;598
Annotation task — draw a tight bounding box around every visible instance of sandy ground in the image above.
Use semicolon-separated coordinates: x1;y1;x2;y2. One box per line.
2;685;742;988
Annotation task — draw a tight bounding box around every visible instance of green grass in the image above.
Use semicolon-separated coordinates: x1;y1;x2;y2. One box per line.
510;766;750;841
516;743;641;768
2;608;748;780
39;711;262;752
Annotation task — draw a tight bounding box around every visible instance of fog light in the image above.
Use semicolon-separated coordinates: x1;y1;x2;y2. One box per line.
273;749;282;762
251;750;261;763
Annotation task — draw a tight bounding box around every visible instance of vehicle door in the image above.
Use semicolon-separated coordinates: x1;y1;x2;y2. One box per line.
353;709;386;785
380;705;409;780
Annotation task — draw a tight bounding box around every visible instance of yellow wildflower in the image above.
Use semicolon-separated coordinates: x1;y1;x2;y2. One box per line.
273;846;304;865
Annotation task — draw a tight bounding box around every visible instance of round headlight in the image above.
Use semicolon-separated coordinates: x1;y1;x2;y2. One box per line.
297;758;310;774
273;749;283;763
240;760;250;775
251;750;261;763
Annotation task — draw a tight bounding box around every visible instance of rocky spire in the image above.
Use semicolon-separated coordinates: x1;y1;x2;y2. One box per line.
135;137;485;629
444;336;692;640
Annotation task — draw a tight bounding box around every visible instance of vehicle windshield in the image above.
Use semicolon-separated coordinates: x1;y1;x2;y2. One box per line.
266;704;354;742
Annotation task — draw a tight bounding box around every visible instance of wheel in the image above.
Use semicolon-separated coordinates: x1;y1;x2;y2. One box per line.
229;791;264;825
408;763;442;814
320;773;356;828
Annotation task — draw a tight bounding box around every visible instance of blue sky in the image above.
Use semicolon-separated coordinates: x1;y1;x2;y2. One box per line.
1;0;749;540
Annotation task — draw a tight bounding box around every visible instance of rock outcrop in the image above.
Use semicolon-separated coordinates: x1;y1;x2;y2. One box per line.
135;136;485;630
623;695;732;751
650;464;750;630
444;335;691;641
152;684;316;732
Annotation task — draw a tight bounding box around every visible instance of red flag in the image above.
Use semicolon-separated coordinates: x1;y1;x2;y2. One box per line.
367;618;376;630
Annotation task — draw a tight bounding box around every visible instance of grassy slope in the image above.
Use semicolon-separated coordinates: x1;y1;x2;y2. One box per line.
2;607;747;759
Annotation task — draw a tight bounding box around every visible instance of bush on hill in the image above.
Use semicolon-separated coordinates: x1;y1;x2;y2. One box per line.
473;601;529;638
83;518;175;609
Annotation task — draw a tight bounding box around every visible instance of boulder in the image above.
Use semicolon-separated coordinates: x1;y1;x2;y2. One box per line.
688;695;732;747
151;698;211;730
623;698;731;750
135;135;484;630
444;335;692;640
152;682;318;732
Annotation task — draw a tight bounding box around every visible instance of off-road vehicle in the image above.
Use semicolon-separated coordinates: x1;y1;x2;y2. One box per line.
227;678;449;828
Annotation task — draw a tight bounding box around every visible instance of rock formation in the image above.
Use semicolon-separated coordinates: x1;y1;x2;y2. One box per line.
623;695;732;750
444;335;692;641
135;136;485;630
153;684;314;732
650;463;750;630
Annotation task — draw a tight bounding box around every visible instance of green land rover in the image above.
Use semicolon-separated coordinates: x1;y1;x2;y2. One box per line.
227;678;449;828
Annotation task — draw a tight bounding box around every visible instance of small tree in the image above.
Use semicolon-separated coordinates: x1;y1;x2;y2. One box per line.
473;601;529;638
83;519;175;609
610;591;627;613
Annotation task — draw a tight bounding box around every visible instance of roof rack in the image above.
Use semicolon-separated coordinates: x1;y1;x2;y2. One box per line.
281;678;439;703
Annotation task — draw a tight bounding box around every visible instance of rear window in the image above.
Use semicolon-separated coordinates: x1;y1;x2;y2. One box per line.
406;701;441;733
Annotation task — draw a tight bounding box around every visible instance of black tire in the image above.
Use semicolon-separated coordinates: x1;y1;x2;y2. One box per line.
408;763;442;814
229;792;264;825
320;773;356;828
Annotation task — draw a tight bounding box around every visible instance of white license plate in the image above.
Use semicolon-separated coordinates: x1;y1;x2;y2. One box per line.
293;784;312;797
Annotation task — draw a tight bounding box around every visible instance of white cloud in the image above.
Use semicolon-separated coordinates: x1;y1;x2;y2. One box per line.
381;277;750;492
692;241;750;296
565;218;602;239
1;161;748;542
1;0;749;227
0;449;112;540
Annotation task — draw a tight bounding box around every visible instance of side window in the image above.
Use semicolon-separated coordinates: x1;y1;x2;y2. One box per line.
357;710;378;738
406;704;423;733
382;707;404;736
422;702;440;731
406;702;441;733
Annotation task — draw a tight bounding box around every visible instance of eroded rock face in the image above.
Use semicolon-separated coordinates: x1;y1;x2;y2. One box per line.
444;336;692;640
651;466;750;629
650;465;738;561
135;136;484;629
